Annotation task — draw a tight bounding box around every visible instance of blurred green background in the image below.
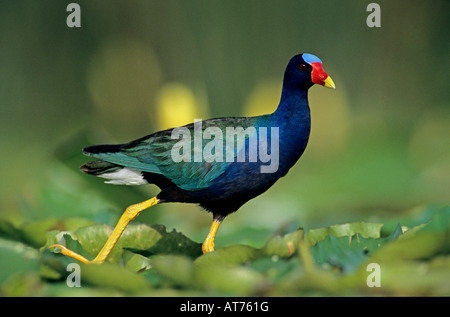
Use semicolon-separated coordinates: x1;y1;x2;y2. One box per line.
0;0;449;294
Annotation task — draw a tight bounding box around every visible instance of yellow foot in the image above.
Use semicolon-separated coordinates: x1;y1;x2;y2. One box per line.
202;217;223;254
49;244;92;264
50;196;159;264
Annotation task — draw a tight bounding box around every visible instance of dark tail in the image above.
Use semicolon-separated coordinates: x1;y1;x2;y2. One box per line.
82;143;123;155
80;160;123;176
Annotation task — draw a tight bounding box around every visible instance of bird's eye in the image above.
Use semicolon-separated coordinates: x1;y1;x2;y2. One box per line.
299;63;307;70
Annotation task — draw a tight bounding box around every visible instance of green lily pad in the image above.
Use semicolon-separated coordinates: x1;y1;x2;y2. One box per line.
47;222;202;264
0;238;40;284
305;222;384;246
310;224;403;272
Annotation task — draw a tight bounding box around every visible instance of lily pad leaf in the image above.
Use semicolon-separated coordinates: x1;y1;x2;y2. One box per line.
305;222;383;246
311;224;403;272
47;222;202;264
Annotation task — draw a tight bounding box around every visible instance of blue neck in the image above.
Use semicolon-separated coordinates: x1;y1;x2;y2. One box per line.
265;87;311;173
274;87;310;123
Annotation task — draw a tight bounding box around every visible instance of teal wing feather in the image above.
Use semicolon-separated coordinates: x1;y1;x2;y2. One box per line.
85;116;262;191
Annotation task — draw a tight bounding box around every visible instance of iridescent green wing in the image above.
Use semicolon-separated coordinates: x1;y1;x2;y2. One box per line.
84;117;261;191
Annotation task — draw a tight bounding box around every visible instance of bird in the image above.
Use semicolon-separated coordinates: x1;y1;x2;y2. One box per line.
51;53;335;264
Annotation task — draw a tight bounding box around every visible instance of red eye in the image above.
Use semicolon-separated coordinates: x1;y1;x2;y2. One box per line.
299;63;307;70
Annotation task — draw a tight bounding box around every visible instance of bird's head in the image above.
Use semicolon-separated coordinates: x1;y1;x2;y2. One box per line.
284;53;335;90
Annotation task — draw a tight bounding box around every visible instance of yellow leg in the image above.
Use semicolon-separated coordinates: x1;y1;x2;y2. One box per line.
202;217;223;253
50;197;159;264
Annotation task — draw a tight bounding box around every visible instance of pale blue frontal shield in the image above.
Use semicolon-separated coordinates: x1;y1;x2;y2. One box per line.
302;53;323;65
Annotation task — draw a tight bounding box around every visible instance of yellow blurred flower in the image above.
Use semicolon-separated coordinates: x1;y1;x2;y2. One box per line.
155;82;208;130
